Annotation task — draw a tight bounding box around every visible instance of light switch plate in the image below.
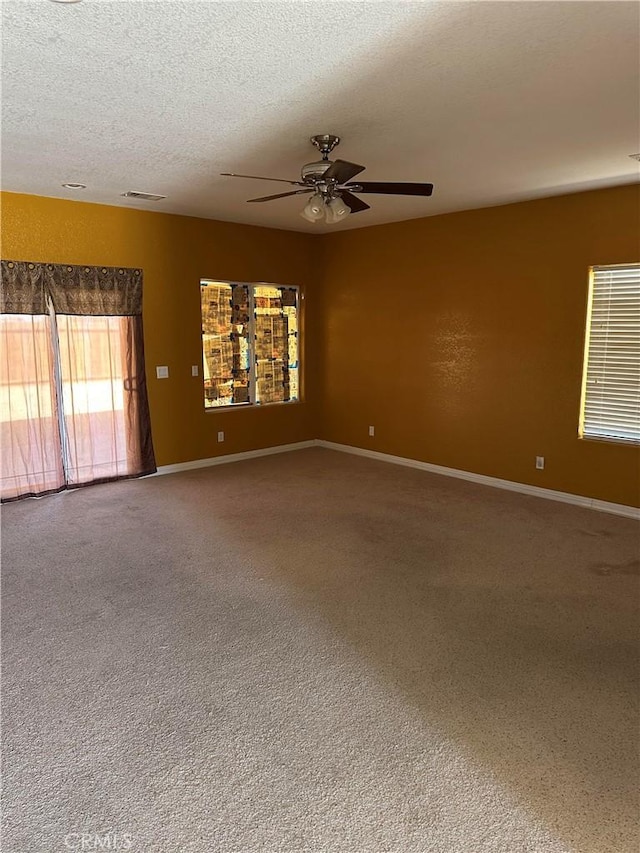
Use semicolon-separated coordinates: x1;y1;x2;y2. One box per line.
191;365;199;376
156;366;169;379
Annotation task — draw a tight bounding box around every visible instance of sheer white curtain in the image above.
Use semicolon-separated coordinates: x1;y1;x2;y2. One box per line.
0;314;65;499
57;314;131;485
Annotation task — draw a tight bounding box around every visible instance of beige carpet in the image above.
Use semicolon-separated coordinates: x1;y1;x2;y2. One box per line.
2;447;638;853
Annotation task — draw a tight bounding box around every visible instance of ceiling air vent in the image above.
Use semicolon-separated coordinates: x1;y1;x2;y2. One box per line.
121;190;166;201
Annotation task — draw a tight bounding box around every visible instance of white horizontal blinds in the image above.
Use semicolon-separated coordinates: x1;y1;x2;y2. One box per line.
581;264;640;443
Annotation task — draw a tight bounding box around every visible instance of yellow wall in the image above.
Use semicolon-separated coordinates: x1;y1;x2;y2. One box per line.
1;192;320;466
2;185;639;505
319;184;640;507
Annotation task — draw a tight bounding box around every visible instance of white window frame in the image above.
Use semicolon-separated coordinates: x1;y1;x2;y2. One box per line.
200;279;301;411
579;263;640;445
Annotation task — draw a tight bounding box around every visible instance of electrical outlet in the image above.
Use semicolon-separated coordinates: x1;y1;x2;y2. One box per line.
217;431;225;443
536;456;545;470
191;365;199;377
156;365;169;379
368;425;375;437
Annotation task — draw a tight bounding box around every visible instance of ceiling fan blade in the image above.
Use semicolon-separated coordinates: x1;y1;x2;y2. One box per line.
324;159;366;183
221;172;306;186
247;189;313;203
340;191;370;213
349;181;434;196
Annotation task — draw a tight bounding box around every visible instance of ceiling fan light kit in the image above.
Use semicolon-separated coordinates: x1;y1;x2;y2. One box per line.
300;192;350;224
222;134;434;226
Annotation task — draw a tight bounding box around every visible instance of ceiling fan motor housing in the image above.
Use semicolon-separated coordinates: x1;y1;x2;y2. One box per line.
300;160;333;184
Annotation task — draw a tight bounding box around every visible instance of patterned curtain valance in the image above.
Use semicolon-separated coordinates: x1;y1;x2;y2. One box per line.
1;260;143;316
0;261;47;314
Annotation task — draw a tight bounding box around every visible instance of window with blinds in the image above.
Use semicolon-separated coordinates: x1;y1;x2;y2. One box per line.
579;263;640;444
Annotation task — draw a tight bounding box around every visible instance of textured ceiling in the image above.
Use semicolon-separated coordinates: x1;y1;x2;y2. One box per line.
2;0;639;233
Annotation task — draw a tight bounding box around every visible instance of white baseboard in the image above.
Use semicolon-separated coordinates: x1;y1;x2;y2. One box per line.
317;440;640;520
150;437;638;520
152;440;317;477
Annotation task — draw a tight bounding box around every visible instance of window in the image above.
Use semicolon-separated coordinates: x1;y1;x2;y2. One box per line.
579;263;640;444
200;280;299;408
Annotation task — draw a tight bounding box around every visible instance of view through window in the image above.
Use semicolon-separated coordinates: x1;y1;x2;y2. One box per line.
200;281;299;408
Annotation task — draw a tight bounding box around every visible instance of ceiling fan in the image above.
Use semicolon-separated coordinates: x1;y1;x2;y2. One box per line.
221;134;434;224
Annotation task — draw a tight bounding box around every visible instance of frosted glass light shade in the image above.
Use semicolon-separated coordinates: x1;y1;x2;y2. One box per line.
300;194;325;222
326;196;349;223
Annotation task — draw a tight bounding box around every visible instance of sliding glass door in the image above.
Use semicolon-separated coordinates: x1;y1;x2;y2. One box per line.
1;260;155;502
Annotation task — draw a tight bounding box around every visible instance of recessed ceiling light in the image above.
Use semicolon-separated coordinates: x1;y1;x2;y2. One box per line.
62;182;86;189
629;153;640;162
